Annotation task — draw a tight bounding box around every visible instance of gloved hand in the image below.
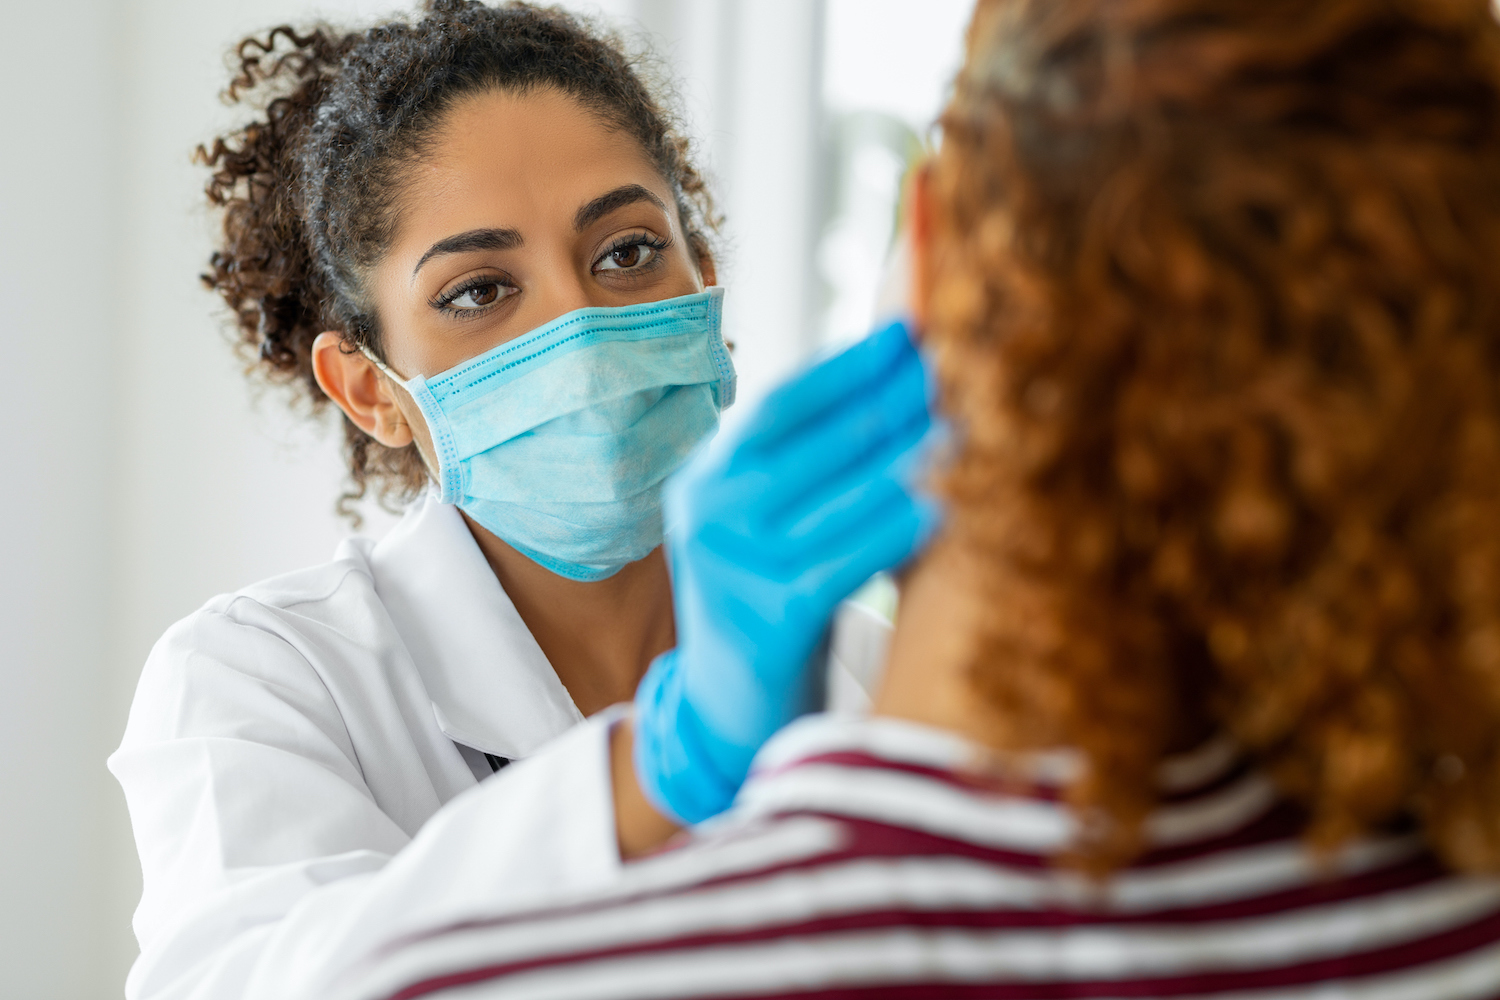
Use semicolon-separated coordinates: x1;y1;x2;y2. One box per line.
633;319;943;824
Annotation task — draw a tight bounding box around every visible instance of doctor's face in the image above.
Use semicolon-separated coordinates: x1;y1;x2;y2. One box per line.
368;86;713;381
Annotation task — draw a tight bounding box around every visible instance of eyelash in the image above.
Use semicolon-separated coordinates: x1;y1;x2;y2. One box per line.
432;274;515;316
595;232;672;272
430;232;673;318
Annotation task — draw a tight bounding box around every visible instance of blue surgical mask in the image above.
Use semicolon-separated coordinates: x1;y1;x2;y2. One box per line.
365;288;734;581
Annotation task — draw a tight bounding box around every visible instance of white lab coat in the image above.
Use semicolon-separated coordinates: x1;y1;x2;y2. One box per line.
109;493;889;1000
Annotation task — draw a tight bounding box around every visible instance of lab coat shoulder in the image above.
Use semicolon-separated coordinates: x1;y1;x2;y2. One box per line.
118;537;468;835
130;537;383;736
109;540;481;997
123;549;366;758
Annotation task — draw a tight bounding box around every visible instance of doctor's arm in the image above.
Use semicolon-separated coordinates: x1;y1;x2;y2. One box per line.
618;318;941;848
111;608;626;1000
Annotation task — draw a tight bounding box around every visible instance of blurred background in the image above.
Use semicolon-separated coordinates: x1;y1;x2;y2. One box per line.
0;0;970;995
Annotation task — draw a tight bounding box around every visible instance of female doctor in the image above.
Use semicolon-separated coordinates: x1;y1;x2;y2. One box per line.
108;3;935;999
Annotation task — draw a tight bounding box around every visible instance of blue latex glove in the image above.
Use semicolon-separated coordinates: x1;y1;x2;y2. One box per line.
633;319;943;824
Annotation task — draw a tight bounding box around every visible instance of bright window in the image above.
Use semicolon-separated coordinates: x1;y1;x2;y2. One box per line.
818;0;973;344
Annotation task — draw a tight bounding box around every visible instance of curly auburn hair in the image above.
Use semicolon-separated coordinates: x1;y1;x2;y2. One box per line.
197;1;717;515
928;0;1500;872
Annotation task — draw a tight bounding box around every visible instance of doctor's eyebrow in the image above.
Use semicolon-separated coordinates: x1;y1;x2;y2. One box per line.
412;227;524;277
573;184;667;231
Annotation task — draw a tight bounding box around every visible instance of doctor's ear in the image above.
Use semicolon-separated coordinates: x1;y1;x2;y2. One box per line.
311;332;416;449
695;247;718;290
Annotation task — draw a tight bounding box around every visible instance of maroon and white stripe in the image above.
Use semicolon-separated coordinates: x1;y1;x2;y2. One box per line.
341;717;1500;1000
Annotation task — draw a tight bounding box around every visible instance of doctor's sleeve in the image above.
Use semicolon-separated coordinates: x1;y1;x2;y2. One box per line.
109;608;622;1000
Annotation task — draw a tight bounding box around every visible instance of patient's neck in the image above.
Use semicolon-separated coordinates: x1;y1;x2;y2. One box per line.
874;536;1217;756
873;537;1006;747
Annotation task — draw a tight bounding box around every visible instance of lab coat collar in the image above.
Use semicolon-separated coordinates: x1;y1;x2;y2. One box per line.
369;493;584;760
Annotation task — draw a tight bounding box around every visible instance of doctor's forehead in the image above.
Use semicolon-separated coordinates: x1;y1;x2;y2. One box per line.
393;86;678;239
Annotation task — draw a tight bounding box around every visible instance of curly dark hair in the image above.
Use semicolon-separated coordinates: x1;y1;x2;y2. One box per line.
197;0;718;515
929;0;1500;872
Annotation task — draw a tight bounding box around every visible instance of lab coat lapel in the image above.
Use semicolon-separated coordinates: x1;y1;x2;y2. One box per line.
369;494;584;760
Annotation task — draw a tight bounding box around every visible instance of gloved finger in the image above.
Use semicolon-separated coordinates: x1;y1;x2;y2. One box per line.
707;455;942;586
716;348;931;522
671;522;806;591
758;476;939;590
778;466;929;549
678;385;934;556
729;319;921;455
791;490;944;601
758;400;935;532
662;323;931;531
684;414;925;546
749;332;929;467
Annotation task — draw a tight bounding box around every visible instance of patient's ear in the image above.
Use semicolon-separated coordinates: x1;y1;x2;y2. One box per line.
907;163;934;333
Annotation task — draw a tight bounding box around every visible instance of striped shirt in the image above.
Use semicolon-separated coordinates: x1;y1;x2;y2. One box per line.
344;715;1500;1000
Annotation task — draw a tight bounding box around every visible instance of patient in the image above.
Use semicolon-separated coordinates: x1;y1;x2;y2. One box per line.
343;0;1500;996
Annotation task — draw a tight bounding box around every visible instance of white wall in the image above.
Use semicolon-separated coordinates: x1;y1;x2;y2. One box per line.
1;0;122;995
102;2;417;991
0;1;828;995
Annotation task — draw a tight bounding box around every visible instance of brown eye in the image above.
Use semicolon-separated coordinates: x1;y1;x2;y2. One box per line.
466;282;500;305
594;242;658;272
443;280;513;311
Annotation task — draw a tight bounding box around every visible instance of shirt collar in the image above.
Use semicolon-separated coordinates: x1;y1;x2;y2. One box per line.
735;715;1263;855
747;714;993;784
748;715;1242;797
369;493;584;760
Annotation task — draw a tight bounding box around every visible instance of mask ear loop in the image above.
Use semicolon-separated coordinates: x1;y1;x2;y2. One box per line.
356;342;404;381
355;343;444;486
